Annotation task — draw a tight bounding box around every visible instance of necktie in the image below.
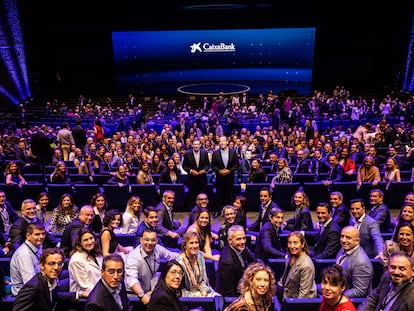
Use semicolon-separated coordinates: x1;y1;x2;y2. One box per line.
337;252;347;265
113;289;123;309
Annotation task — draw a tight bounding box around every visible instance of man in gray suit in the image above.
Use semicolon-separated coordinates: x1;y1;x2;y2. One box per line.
336;226;374;298
358;251;414;311
349;198;384;258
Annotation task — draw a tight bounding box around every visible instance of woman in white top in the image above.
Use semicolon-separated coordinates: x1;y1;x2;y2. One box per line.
68;227;103;293
120;195;142;234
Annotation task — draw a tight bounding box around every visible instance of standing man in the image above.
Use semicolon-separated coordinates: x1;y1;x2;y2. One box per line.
182;139;210;209
349;198;384;258
13;247;83;311
211;136;239;212
215;225;257;297
85;254;131;311
29;124;53;176
311;202;341;259
336;226;374;298
71;119;87;152
358;251;414;311
57;122;75;161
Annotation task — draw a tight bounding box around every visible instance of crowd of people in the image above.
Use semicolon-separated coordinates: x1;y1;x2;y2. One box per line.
1;87;414;310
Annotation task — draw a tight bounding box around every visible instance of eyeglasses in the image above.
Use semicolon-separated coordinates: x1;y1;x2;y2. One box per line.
45;261;64;267
106;269;124;275
169;270;184;277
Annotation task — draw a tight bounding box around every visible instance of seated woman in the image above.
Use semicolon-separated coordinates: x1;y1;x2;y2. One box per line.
107;164;130;187
4;161;26;188
177;231;220;297
382;157;401;190
120;195;142;234
224;262;276;311
100;209;132;258
277;231;317;301
392;203;414;240
159;157;182;184
270;158;293;189
147;260;189;311
36;191;50;224
90;192;108;233
150;153;165;175
233;195;248;230
247;158;267;183
284;190;314;232
68;227;103;293
46;193;78;235
356;155;381;190
377;221;414;268
337;146;357;181
186;208;220;261
50;160;71;184
319;265;356;311
136;160;154;184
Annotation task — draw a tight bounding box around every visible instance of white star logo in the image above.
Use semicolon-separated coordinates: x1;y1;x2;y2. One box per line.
190;42;202;53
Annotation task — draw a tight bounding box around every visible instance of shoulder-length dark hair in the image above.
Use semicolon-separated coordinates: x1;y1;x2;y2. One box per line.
153;260;185;297
71;227;102;258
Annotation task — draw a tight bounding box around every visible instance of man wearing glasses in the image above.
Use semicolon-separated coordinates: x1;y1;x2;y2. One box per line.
13;247;84;310
125;229;179;306
85;253;131;311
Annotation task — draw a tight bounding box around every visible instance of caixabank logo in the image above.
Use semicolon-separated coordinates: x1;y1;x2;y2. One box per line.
190;42;236;53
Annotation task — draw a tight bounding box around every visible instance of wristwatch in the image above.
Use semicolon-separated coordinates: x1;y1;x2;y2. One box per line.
138;292;145;299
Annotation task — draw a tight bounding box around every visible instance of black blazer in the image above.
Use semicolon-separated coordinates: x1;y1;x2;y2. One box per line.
85;279;131;311
312;219;341;259
327;164;344;182
248;201;280;233
211;148;239;186
9;218;57;252
60;218;86;257
147;284;189;311
255;221;285;262
332;203;351;229
12;272;76;311
215;244;257;297
182;149;210;176
0;201;19;235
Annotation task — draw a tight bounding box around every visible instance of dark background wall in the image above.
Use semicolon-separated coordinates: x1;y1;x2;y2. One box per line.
16;1;414;99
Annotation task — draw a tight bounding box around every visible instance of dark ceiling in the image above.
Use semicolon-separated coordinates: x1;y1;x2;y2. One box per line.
14;1;414;98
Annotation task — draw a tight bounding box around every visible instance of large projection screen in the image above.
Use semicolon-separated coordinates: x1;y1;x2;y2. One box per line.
112;28;315;97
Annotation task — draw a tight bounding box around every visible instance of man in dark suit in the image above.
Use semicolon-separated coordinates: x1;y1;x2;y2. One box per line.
30;124;53;175
182;139;210;208
322;154;344;187
311;202;341;259
0;190;19;240
215;225;257;297
9;199;57;253
336;226;373;298
255;207;286;263
85;254;132;311
71;119;87;151
329;191;351;229
248;187;280;234
211;136;239;212
368;188;392;233
155;189;184;241
60;205;94;257
12;247;82;311
292;149;310;174
358;251;414;311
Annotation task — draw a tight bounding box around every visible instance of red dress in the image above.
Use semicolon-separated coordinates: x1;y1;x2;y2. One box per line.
318;296;356;311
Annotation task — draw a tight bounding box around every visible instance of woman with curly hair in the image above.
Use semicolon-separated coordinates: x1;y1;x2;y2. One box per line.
224;262;276;311
46;193;78;235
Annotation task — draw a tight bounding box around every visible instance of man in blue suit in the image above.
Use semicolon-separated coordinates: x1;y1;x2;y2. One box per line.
336;226;374;298
349;198;384;258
